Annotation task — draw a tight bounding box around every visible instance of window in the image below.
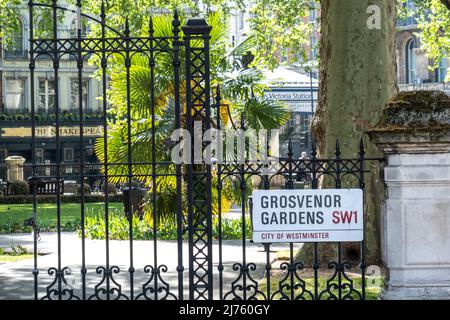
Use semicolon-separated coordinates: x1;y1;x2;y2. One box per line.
309;2;317;22
36;15;52;38
238;11;245;30
5;79;25;113
5;19;24;53
69;17;89;38
35;149;44;163
38;79;55;112
63;148;74;162
310;34;318;60
406;39;417;84
437;59;448;82
70;79;89;112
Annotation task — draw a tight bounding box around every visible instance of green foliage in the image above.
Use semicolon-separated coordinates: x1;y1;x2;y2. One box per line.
0;202;123;233
8;180;29;196
77;183;92;195
0;0;23;45
10;244;28;256
106;183;118;195
0;194;122;204
235;97;291;130
0;218;81;233
0;245;29;256
92;11;288;225
400;0;450;79
82;208;252;241
248;0;316;69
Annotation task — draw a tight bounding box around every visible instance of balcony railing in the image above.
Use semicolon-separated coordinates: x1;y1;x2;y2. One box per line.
3;50;28;59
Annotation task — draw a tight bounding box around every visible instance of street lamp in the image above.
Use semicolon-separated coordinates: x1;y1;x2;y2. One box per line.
84;139;95;188
85;139;94;157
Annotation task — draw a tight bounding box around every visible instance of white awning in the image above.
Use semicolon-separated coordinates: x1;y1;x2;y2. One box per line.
262;67;318;88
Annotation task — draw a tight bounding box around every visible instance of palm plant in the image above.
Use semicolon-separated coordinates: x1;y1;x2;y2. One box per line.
95;11;290;224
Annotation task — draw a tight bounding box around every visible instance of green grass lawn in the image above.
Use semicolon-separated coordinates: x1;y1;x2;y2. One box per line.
0;202;123;233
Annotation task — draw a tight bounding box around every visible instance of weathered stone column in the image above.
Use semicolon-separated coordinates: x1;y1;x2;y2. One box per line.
368;91;450;300
5;156;26;182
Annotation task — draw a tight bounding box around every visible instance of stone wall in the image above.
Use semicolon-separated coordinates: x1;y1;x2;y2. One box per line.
368;90;450;299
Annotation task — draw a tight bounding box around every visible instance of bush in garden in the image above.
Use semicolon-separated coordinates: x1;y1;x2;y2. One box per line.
77;184;92;195
106;183;117;195
82;209;252;241
0;194;123;204
8;181;29;195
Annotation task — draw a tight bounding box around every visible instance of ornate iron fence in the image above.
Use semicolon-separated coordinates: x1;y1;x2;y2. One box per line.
23;0;383;300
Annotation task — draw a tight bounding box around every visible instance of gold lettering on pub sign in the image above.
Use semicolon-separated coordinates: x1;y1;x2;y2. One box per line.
1;126;103;138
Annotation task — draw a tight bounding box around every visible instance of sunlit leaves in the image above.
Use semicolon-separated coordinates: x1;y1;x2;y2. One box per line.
403;0;450;79
247;0;315;70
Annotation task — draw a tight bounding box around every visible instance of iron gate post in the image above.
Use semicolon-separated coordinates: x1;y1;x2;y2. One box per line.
183;18;213;300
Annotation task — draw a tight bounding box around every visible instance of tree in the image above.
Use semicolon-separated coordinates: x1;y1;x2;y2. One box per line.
95;12;290;223
0;0;313;71
247;0;315;69
310;0;398;264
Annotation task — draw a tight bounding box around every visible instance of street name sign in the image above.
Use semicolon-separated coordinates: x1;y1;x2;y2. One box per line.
251;189;363;243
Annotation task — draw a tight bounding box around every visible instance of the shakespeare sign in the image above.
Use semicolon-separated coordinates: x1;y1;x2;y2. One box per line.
0;126;103;138
251;189;363;243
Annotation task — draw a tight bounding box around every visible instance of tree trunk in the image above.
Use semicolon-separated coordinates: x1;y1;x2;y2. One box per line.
311;0;398;264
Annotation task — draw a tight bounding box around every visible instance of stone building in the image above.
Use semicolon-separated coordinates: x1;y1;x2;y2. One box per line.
228;0;449;157
397;0;449;94
0;3;103;181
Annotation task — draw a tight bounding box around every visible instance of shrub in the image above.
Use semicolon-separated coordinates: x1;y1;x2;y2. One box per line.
82;209;252;241
106;183;117;195
8;181;29;195
77;184;92;195
124;180;142;188
0;194;123;204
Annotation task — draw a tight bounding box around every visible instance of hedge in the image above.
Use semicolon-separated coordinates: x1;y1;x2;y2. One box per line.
0;194;123;204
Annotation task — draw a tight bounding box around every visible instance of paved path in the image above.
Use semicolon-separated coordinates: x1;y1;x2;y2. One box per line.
0;232;300;300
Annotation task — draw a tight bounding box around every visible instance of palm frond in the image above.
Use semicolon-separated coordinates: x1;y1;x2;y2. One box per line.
237;98;291;130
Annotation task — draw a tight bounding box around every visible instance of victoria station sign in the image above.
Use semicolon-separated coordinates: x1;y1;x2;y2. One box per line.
251;189;363;243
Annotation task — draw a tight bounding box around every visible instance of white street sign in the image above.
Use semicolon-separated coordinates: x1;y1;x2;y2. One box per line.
251;189;363;243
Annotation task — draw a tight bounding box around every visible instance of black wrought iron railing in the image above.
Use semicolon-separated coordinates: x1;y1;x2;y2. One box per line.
15;0;386;301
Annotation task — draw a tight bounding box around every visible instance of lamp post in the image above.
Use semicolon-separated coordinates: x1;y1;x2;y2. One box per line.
84;139;94;187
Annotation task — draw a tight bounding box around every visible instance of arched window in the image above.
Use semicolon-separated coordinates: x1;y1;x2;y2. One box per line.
34;9;53;39
405;39;417;84
5;18;24;53
70;17;88;38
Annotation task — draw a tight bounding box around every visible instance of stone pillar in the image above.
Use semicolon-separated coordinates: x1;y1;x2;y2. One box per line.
5;156;26;182
368;91;450;300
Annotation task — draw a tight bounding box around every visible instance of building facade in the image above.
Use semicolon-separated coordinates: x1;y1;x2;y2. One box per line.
228;1;449;158
0;4;103;181
396;1;449;93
